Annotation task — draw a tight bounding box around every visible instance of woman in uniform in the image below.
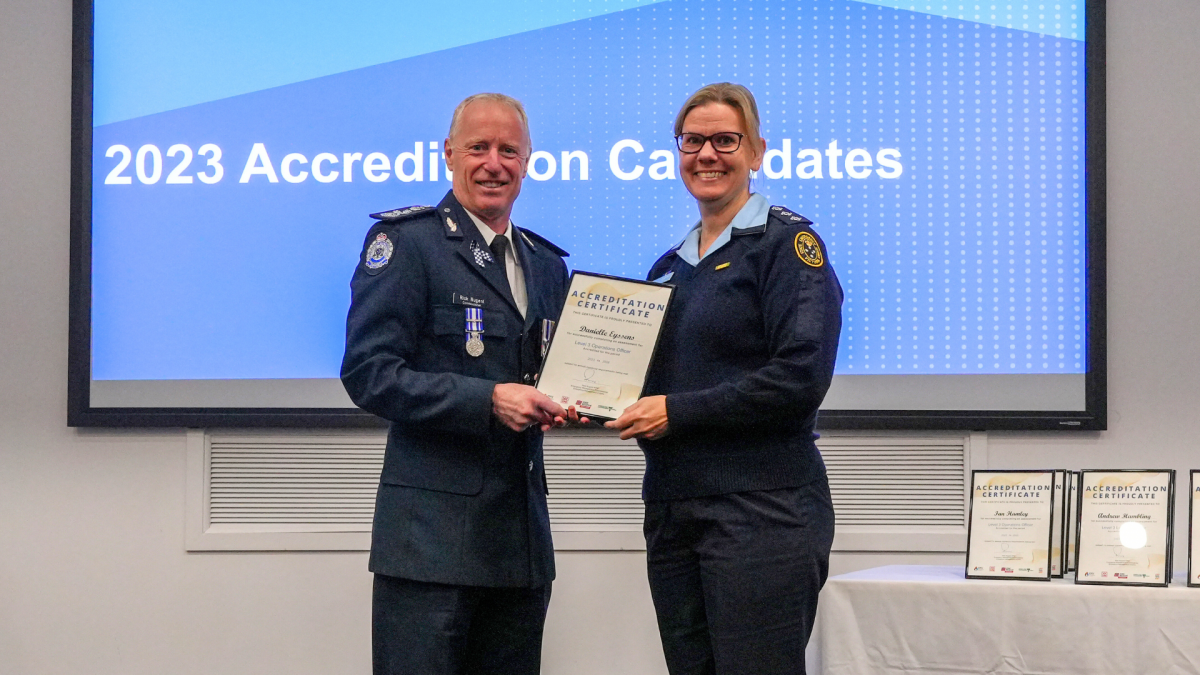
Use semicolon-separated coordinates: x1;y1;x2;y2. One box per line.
606;83;844;675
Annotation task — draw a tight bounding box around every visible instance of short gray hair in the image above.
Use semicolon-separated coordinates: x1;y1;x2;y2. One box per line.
447;93;532;150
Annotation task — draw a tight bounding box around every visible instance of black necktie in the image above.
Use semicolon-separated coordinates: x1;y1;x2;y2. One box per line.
490;235;510;283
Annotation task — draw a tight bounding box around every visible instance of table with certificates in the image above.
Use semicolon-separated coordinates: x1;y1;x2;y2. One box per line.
536;271;674;421
965;470;1055;581
1075;470;1174;587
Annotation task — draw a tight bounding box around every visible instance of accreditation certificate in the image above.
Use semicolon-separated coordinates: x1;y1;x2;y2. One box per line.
536;271;674;421
1189;471;1199;587
966;471;1055;581
1075;470;1174;587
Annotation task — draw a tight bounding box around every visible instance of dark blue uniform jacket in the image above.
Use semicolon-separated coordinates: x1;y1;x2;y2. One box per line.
341;190;569;588
639;205;844;501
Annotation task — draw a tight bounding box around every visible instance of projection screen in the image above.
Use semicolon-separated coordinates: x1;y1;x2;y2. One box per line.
69;0;1107;429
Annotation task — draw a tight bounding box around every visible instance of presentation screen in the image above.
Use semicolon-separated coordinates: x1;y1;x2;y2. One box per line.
69;0;1106;429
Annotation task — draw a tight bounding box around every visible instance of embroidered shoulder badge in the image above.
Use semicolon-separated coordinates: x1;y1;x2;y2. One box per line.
794;232;824;268
364;232;394;271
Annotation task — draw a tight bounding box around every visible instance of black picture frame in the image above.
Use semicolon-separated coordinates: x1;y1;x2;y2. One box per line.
966;470;1056;582
1074;470;1175;588
1189;471;1198;588
533;270;676;422
1075;470;1084;569
1052;470;1066;578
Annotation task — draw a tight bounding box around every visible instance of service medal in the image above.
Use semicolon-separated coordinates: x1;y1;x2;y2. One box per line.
466;336;485;357
464;306;485;357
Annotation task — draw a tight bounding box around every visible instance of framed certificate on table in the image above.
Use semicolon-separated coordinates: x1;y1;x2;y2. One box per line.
1190;471;1199;588
1075;470;1175;587
1067;470;1080;572
1051;470;1066;578
966;470;1056;581
536;271;675;421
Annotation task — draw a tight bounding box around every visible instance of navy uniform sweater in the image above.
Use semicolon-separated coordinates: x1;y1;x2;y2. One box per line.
639;203;844;501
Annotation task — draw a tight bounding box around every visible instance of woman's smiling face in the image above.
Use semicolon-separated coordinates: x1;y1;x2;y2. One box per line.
678;102;764;213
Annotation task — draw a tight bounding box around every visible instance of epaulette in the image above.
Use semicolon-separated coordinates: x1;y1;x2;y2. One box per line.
769;205;813;226
518;228;569;257
369;205;433;221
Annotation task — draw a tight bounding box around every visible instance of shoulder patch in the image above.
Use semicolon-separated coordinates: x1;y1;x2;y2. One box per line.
794;231;824;268
369;205;433;221
519;228;569;257
363;231;395;274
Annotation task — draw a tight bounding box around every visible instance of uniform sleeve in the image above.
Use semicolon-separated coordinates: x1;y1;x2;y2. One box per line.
664;229;843;433
340;223;495;437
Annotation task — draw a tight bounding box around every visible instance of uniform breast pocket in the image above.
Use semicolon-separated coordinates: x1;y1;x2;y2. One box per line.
431;304;465;358
430;304;510;375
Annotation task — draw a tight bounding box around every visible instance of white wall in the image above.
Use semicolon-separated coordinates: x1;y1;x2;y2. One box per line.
2;2;1199;674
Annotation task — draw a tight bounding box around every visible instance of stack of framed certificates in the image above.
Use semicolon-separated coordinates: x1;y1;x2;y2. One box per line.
967;469;1189;587
966;471;1058;581
1190;471;1199;588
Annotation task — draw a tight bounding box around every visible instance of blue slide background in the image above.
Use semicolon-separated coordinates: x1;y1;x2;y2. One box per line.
91;0;1087;380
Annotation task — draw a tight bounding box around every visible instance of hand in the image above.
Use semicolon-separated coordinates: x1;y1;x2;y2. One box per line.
566;406;592;426
605;395;669;440
492;383;569;432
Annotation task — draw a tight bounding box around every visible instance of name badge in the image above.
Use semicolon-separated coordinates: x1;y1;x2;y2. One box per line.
451;292;486;307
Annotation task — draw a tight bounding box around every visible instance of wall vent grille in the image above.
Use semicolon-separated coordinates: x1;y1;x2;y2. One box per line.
189;430;975;551
544;433;644;527
208;436;383;526
820;435;967;527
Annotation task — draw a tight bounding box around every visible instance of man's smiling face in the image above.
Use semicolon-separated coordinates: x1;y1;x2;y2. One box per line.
444;99;530;231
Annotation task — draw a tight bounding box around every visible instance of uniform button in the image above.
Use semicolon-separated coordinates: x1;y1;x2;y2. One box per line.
523;373;532;383
528;461;534;472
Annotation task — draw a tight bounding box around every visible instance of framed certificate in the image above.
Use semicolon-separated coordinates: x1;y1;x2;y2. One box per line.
1190;471;1199;588
966;470;1055;581
1067;470;1080;572
536;271;675;421
1051;470;1066;578
1075;470;1175;587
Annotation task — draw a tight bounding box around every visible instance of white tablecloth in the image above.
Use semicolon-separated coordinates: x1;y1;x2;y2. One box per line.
809;565;1200;675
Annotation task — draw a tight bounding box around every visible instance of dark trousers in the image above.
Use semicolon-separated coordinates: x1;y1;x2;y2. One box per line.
644;479;835;675
372;574;552;675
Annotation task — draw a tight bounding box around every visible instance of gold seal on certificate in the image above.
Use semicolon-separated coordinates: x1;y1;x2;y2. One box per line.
1075;470;1175;587
536;271;674;421
966;470;1055;581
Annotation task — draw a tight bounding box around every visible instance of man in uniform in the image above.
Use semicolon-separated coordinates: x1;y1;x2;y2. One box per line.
341;93;572;675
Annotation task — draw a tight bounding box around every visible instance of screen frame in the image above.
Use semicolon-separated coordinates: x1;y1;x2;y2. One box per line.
67;0;1108;430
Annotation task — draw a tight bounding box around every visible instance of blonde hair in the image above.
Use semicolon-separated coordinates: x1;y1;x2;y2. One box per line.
673;82;763;160
447;93;532;152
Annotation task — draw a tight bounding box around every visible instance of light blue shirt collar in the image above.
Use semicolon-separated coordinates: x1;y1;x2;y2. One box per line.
675;193;770;267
